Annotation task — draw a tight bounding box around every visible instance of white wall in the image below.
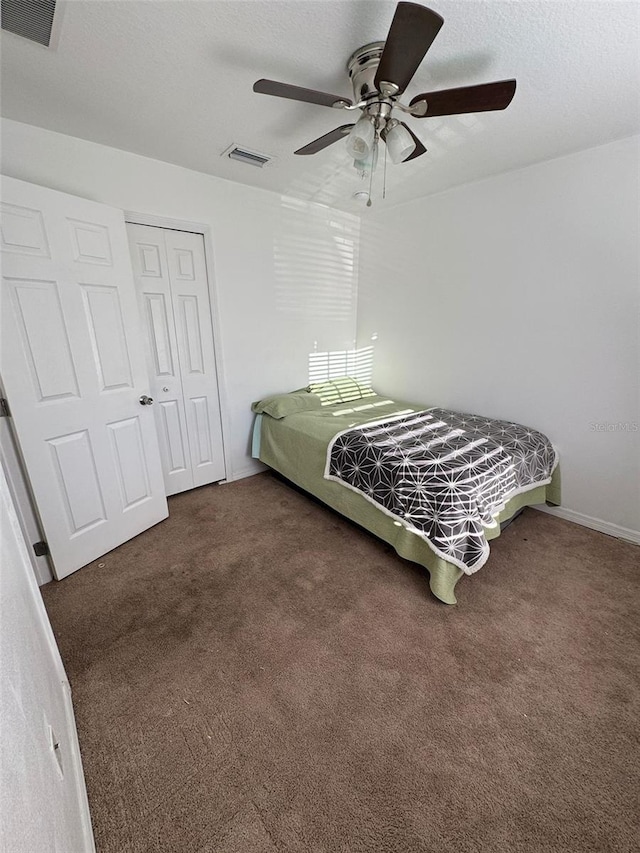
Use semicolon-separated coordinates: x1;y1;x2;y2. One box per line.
0;466;95;851
1;119;360;481
357;136;640;537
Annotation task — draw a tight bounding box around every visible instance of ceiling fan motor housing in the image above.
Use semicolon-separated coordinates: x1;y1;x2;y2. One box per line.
347;42;386;103
347;41;400;134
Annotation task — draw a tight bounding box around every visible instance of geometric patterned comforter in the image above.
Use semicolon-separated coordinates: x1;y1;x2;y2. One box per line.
325;408;557;574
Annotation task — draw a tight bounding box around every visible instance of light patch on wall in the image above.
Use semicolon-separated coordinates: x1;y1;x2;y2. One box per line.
274;197;359;320
308;345;374;386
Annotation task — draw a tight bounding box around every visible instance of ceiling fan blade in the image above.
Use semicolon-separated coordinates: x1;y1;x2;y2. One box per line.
410;79;517;117
253;79;351;109
294;125;355;155
375;3;444;95
400;123;427;162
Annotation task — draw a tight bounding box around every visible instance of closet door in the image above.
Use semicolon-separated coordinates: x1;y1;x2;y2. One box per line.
127;225;193;495
164;230;225;489
127;224;225;495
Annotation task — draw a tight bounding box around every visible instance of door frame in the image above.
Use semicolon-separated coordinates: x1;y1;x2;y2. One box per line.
123;212;230;484
0;378;53;585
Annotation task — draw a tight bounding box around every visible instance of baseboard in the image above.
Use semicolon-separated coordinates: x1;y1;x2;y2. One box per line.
62;681;97;852
535;505;640;545
224;461;266;483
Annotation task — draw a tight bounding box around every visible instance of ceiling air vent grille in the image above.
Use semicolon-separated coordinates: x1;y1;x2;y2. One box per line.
1;0;57;47
223;145;273;168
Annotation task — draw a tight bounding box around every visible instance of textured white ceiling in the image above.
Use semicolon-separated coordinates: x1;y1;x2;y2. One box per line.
2;0;639;211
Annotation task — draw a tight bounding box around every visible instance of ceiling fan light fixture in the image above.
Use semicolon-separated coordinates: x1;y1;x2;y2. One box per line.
345;115;375;160
354;136;378;176
384;121;416;164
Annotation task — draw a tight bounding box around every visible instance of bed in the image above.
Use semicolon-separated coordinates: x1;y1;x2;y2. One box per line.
252;381;560;604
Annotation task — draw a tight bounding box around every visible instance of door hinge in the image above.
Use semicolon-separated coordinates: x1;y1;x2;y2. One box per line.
0;398;10;417
33;541;49;557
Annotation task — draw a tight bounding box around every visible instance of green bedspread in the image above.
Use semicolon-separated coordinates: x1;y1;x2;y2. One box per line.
256;395;561;604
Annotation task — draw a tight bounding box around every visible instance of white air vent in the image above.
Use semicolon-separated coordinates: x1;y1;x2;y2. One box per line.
221;144;275;169
1;0;58;47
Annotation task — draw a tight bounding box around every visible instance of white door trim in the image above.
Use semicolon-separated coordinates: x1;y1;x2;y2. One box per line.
124;211;231;483
0;393;53;585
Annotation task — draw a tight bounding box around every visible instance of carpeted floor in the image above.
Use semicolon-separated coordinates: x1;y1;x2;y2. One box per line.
42;472;639;853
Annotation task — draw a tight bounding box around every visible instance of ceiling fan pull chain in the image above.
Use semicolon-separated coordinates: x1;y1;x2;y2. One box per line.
383;140;388;200
367;134;377;207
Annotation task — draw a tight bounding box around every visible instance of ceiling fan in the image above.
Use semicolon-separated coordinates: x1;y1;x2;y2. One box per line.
253;2;516;178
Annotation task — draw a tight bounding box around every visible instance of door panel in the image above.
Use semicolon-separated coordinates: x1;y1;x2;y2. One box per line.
127;224;225;494
9;277;81;400
47;430;107;535
127;224;194;495
144;292;176;377
165;229;225;489
178;294;205;374
158;400;189;474
138;241;163;277
81;284;134;391
190;396;213;466
175;249;195;279
0;177;168;579
0;201;50;256
67;218;113;265
107;417;153;510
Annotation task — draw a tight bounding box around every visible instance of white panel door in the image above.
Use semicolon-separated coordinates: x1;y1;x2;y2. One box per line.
126;224;193;495
165;229;225;488
0;176;168;580
127;224;225;495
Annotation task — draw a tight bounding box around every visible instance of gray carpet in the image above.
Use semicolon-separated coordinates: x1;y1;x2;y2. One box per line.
42;472;640;853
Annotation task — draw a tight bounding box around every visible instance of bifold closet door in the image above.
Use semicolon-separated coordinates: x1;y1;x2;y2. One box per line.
127;224;225;496
0;177;168;580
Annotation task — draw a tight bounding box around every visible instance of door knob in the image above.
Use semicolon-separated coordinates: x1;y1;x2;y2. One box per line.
139;395;154;406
